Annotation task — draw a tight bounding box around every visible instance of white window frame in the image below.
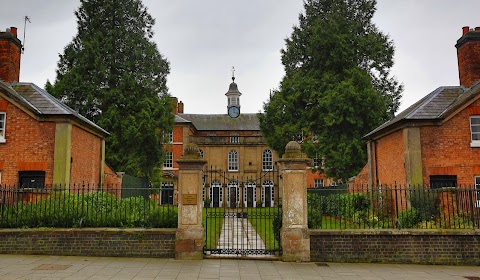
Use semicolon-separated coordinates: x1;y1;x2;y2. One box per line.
228;180;239;208
163;151;173;168
230;134;239;144
314;179;324;188
243;181;257;208
210;180;223;208
470;116;480;147
228;150;238;171
166;131;173;143
0;112;5;143
262;180;274;207
262;150;273;171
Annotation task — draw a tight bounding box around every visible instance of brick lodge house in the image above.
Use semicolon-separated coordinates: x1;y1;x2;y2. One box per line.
355;26;480;203
0;27;108;189
161;75;331;207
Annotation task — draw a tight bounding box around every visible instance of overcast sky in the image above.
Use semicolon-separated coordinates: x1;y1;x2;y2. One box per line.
1;0;480;115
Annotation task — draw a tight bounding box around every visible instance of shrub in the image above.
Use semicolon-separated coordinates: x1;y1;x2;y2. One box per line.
397;208;421;228
0;190;177;228
308;207;322;229
307;190;375;228
204;198;211;208
410;187;439;221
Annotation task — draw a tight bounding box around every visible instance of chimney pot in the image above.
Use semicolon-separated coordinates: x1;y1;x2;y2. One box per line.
10;27;17;37
462;26;470;35
178;101;184;114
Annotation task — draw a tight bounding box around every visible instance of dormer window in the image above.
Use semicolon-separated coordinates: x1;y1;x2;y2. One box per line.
0;112;5;143
470;116;480;147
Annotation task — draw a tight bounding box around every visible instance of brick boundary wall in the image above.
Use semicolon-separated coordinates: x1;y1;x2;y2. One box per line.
310;229;480;265
0;228;176;258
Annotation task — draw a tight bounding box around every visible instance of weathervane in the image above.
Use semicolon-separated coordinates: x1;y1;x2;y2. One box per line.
22;16;31;53
231;66;235;82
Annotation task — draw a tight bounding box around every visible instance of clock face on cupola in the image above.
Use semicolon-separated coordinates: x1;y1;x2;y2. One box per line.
226;66;241;118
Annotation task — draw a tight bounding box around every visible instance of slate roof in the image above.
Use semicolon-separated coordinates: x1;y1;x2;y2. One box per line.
177;113;260;131
0;81;108;135
365;81;480;138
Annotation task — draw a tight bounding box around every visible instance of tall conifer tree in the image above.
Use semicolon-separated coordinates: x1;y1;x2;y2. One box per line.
259;0;402;180
46;0;173;177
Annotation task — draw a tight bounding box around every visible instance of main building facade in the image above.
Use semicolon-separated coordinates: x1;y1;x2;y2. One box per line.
161;75;329;207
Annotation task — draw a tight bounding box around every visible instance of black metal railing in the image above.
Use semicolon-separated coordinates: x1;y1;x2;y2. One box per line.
203;167;282;256
0;184;177;228
307;185;480;229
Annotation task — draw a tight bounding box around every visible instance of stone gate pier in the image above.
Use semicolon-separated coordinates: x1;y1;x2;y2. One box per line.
175;144;206;260
278;141;310;262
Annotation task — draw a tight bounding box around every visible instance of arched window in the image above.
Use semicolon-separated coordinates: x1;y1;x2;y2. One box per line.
262;150;273;171
228;150;238;171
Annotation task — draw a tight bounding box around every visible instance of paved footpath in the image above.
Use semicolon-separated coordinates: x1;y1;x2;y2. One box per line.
0;254;479;280
216;212;266;256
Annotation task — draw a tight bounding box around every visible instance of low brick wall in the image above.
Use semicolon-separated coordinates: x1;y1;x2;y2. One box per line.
310;229;480;265
0;228;176;258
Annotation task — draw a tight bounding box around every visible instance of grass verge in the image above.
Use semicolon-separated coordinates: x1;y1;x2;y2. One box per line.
246;207;281;250
203;208;224;249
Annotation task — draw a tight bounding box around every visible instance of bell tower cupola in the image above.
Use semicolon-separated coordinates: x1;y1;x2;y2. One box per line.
226;66;241;118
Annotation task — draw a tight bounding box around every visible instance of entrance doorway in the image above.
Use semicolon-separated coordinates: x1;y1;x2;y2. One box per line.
262;180;274;207
210;180;222;208
227;180;238;208
244;181;256;208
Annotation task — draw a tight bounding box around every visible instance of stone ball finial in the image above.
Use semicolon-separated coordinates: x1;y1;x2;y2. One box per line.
283;141;302;158
182;143;202;160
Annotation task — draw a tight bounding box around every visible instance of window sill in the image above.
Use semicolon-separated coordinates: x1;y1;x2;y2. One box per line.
471;141;480;147
0;138;5;143
162;167;178;171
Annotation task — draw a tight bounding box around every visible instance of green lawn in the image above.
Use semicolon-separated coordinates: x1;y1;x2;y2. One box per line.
202;208;224;249
246;207;281;250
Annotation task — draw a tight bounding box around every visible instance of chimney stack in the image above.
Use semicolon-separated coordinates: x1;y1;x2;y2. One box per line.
0;27;22;83
178;101;184;114
456;26;480;88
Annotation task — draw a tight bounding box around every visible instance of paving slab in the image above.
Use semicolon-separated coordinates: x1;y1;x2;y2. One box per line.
0;255;479;279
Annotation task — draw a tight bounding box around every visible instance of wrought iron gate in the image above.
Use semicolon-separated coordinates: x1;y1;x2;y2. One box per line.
203;167;282;257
